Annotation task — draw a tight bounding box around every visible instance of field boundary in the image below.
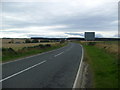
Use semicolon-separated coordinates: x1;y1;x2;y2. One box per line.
2;44;68;65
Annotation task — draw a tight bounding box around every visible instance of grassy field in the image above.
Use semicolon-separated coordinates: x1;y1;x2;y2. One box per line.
2;42;59;51
2;42;67;62
81;41;119;88
2;38;60;51
96;41;119;57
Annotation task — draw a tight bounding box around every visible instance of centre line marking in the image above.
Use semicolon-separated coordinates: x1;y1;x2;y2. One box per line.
0;60;46;82
54;51;64;57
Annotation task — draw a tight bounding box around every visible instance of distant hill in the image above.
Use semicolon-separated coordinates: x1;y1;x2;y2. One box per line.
31;37;120;41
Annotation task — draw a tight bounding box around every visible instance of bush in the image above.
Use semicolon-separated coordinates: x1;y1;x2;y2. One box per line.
88;42;96;46
22;47;28;50
2;48;7;51
45;44;51;47
38;44;45;48
31;39;39;43
60;40;65;43
2;48;17;55
25;39;31;43
8;48;15;52
8;41;13;43
40;40;49;42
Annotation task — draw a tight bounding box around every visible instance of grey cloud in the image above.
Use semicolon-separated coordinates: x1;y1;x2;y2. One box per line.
2;14;117;32
3;10;117;32
1;1;118;38
27;34;45;37
65;32;84;36
2;30;29;33
113;33;120;37
27;34;65;38
95;34;103;38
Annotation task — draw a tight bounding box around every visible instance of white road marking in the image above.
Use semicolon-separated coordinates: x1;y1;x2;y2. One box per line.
0;60;46;82
72;44;84;88
54;51;64;57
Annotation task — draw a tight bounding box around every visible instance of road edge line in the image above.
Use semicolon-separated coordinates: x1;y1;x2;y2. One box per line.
72;44;84;89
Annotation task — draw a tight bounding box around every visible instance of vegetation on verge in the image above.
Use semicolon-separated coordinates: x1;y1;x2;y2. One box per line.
2;42;67;62
81;41;118;88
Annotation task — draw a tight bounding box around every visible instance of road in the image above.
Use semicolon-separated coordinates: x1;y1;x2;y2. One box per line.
1;43;83;88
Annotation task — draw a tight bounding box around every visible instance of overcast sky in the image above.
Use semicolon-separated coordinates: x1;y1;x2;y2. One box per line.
1;0;119;38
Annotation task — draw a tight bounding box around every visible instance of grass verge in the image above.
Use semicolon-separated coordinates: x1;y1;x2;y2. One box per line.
2;43;67;63
82;43;118;88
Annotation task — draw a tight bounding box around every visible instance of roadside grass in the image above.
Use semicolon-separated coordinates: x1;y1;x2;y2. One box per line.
2;42;67;62
2;42;59;51
82;42;118;88
95;41;119;56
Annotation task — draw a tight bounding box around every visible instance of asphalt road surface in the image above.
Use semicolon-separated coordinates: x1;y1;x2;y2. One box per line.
1;43;83;88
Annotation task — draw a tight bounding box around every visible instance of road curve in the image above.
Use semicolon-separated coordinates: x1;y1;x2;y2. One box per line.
1;43;83;88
